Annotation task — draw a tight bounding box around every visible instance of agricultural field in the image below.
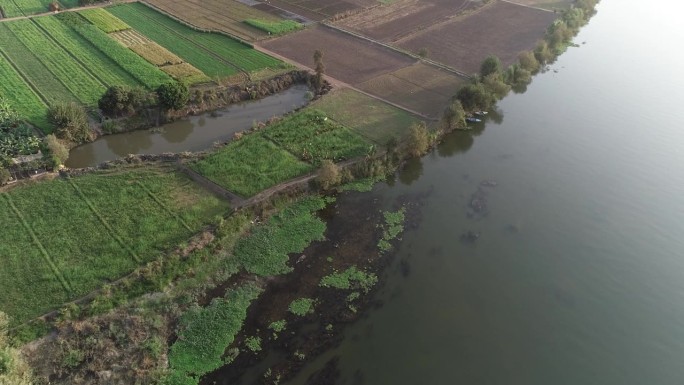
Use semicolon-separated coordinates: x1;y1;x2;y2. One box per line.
335;0;477;42
0;167;229;325
396;1;558;74
356;63;466;118
312;88;420;145
507;0;575;10
266;0;376;20
145;0;284;41
262;25;414;84
191;133;313;197
0;0;63;18
0;55;50;132
78;8;131;33
109;3;283;77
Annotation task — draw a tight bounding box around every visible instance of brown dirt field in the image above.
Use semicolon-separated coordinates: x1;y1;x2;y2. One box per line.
145;0;279;41
356;63;466;118
261;25;415;84
397;0;557;74
335;0;476;42
505;0;574;10
273;0;376;18
265;0;329;22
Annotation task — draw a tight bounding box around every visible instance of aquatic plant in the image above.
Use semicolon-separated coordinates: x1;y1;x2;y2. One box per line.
288;298;314;317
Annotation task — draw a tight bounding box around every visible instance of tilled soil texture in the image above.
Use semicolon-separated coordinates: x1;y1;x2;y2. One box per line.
334;0;477;42
397;0;558;74
262;25;416;84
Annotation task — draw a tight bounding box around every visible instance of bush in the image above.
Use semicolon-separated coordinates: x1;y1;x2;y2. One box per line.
443;100;466;131
157;82;189;111
405;122;429;158
43;134;69;168
482;73;511;99
48;102;92;144
289;298;314;316
99;85;151;117
0;167;10;185
480;55;502;78
455;83;496;111
518;51;540;73
317;159;341;190
48;1;60;11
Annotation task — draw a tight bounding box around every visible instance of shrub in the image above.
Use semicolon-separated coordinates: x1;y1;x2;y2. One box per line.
245;336;261;352
518;51;540;73
317;159;341;190
0;167;10;185
99;85;151;117
482;73;511;99
443;100;466;131
44;134;69;166
48;1;60;11
157;82;189;111
480;55;502;78
48;102;91;144
455;83;496;111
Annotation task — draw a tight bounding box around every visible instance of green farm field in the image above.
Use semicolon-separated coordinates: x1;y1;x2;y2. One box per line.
108;3;282;75
0;168;228;324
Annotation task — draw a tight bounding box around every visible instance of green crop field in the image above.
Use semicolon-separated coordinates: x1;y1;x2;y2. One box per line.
0;168;228;325
5;19;106;106
263;109;371;165
33;16;143;89
78;8;130;33
109;3;281;74
0;55;50;132
0;0;51;17
191;133;313;197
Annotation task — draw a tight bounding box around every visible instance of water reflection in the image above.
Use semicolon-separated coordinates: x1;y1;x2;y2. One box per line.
398;157;423;186
161;119;193;144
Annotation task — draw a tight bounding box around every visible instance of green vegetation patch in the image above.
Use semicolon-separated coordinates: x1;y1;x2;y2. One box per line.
234;196;330;276
245;335;262;352
79;8;130;33
320;266;378;293
288;298;314;316
378;207;406;253
0;168;228;325
0;56;50;132
245;19;302;35
313;88;420;145
263;109;371;165
268;319;287;333
339;176;385;192
168;283;262;383
191;133;313;197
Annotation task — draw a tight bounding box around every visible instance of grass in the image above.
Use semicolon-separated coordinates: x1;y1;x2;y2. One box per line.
288;298;314;316
0;168;228;325
378;207;406;253
245;19;302;35
33;16;143;89
0;55;50;132
191;133;313;197
0;23;79;106
168;283;262;384
234;196;330;276
110;3;281;74
78;8;130;33
320;266;378;293
0;0;50;17
313;88;421;145
5;19;106;106
57;13;171;90
263;109;371;165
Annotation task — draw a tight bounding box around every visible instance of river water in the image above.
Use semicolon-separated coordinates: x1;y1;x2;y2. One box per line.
284;1;684;384
65;85;309;168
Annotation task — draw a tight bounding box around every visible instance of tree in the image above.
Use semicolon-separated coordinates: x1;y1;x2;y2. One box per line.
405;122;429;157
44;134;69;167
443;100;466;131
480;55;502;78
48;102;91;144
99;85;152;117
156;82;189;111
456;83;495;111
313;50;325;93
482;73;511;99
518;51;540;73
317;159;341;190
534;40;554;65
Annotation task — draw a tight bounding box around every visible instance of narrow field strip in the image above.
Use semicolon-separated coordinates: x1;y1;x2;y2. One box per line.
66;178;142;263
135;181;193;232
33;15;143;88
0;52;51;132
0;23;79;106
0;193;73;293
78;8;131;33
5;19;106;106
0;0;23;17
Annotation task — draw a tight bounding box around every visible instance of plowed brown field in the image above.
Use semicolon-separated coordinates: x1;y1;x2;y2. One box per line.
397;1;557;74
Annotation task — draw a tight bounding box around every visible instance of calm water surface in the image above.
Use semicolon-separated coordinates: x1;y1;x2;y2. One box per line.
65;85;309;168
285;1;684;384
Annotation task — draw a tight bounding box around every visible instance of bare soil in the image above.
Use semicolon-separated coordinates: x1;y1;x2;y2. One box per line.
335;0;477;42
261;25;415;84
397;1;557;74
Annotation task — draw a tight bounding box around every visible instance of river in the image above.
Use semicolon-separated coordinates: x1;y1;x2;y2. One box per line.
65;85;309;168
282;1;684;384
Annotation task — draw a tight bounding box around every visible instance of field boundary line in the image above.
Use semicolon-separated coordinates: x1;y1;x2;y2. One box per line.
1;193;73;293
500;0;555;13
134;180;193;232
31;18;109;89
0;49;51;107
66;178;142;263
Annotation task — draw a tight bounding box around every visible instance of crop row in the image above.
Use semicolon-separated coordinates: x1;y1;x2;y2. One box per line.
108;5;238;78
33;16;143;89
6;19;106;106
0;0;23;17
161;63;211;85
0;23;79;106
129;41;184;67
66;20;172;89
78;8;130;33
0;55;51;133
